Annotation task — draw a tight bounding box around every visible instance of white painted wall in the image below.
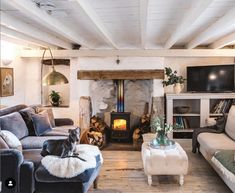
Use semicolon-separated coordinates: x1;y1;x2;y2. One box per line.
1;54;234;125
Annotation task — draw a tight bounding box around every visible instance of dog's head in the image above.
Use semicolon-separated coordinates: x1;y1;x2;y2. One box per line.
68;128;80;143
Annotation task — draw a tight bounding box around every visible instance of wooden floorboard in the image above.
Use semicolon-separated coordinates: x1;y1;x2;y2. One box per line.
88;139;232;193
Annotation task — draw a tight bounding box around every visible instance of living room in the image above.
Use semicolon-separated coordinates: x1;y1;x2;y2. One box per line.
0;0;235;193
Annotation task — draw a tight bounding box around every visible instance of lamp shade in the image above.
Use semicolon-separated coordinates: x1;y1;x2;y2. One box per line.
42;70;68;86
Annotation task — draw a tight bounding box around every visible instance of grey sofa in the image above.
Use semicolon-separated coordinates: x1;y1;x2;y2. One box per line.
0;104;101;193
197;112;235;193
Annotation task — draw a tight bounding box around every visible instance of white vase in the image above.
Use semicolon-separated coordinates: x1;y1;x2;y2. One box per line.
174;83;183;94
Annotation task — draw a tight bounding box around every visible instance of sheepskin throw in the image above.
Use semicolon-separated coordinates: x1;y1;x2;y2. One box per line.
41;144;103;178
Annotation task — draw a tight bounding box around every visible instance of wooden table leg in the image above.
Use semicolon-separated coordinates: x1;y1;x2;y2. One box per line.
147;175;152;186
179;175;184;186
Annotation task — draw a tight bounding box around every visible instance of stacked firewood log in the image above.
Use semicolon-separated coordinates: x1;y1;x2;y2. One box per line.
133;114;151;143
81;116;109;149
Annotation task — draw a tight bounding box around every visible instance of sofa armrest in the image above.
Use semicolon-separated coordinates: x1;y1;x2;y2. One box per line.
20;161;35;193
54;118;74;126
0;149;24;193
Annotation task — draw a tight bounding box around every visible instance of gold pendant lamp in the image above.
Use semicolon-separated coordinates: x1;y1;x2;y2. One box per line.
42;48;69;86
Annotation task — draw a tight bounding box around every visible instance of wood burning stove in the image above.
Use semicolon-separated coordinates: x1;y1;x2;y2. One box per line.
110;80;131;140
110;112;131;140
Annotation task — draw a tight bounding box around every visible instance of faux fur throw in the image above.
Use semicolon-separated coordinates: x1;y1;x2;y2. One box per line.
41;144;103;178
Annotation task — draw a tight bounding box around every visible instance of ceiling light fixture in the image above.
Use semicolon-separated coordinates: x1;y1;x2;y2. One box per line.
33;0;55;14
41;48;69;86
116;55;120;65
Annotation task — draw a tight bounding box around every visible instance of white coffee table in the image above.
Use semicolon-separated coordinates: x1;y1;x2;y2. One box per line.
141;140;188;186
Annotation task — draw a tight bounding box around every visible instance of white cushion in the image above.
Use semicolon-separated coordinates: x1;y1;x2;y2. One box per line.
0;130;22;151
225;105;235;140
198;133;235;158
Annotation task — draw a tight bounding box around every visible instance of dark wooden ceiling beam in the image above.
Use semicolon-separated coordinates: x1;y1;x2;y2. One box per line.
42;59;70;66
77;70;164;80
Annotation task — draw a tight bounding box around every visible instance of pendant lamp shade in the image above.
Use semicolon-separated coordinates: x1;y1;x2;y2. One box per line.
42;70;68;86
41;48;69;86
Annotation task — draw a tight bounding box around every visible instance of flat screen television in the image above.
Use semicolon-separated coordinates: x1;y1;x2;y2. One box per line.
187;64;235;92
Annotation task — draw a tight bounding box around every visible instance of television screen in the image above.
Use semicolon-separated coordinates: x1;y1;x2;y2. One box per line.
187;65;235;92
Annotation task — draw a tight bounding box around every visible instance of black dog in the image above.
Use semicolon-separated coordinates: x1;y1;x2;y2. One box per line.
41;128;85;161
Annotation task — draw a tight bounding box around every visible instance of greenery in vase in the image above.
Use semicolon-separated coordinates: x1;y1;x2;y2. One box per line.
49;90;61;106
162;67;186;86
150;116;173;135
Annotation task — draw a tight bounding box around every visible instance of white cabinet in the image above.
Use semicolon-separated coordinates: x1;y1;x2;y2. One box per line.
166;93;235;138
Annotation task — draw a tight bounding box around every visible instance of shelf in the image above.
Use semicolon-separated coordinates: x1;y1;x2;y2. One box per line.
210;113;223;116
173;129;193;132
173;113;200;117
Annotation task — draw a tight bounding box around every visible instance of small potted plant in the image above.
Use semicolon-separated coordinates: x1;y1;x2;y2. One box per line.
49;90;61;107
162;67;186;94
150;116;173;146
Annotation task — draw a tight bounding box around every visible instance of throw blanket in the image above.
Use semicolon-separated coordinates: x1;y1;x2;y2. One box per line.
41;144;103;178
211;150;235;183
192;115;227;153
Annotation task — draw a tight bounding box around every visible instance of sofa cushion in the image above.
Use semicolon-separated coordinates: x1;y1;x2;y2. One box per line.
0;136;9;149
20;136;67;149
31;111;52;136
225;105;235;140
198;133;235;157
37;107;55;127
43;126;77;136
19;107;36;136
0;112;29;139
0;130;22;151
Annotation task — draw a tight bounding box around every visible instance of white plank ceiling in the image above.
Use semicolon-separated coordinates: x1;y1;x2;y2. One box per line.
1;0;235;50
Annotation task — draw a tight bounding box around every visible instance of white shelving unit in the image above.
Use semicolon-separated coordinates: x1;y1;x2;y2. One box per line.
166;93;235;138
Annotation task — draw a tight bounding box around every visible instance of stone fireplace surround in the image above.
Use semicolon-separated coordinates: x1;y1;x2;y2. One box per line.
77;57;166;133
90;79;164;132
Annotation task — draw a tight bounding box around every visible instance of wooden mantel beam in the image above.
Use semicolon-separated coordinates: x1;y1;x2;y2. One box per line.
20;49;235;58
77;70;164;80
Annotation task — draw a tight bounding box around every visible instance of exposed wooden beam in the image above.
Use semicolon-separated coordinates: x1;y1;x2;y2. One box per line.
77;70;164;80
20;49;235;58
209;32;235;49
42;59;70;66
75;0;118;49
187;6;235;49
6;0;92;49
165;0;213;49
1;34;40;49
1;12;72;49
139;0;149;48
1;25;56;49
